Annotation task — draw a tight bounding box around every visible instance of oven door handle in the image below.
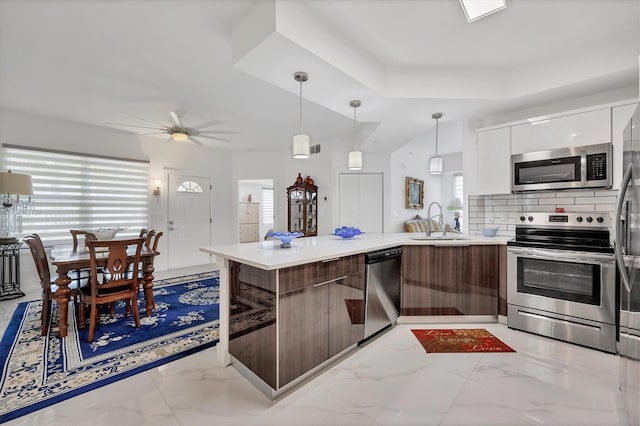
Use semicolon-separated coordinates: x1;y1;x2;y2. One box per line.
615;162;633;294
508;247;614;263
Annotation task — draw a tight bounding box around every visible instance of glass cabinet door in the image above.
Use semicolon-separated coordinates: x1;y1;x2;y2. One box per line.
287;177;318;236
289;189;304;233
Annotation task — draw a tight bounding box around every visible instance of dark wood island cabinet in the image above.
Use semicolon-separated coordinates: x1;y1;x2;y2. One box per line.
402;245;499;316
228;254;365;391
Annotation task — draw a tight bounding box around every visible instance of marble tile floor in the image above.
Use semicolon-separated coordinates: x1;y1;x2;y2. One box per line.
0;265;628;425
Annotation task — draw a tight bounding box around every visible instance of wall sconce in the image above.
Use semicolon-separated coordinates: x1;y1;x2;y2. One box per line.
152;179;161;203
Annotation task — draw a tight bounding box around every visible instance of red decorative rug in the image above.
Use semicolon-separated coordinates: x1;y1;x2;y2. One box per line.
411;328;515;353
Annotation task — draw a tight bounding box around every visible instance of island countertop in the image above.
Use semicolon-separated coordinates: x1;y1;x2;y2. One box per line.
200;232;511;270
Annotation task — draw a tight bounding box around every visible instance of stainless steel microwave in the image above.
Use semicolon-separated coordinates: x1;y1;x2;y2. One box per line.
511;142;612;192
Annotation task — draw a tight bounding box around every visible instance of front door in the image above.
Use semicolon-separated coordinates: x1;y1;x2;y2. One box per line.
166;172;212;269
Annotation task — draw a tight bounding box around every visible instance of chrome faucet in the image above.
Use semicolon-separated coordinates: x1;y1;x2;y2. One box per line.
426;201;445;237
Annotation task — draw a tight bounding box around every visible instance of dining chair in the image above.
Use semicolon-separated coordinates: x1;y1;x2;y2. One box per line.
126;231;162;280
78;237;145;343
70;229;98;250
24;234;89;336
69;230;95;284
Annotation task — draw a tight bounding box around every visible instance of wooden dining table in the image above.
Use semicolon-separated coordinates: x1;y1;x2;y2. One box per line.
50;244;157;338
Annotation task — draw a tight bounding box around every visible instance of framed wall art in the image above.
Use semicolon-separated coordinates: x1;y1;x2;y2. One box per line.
405;176;424;209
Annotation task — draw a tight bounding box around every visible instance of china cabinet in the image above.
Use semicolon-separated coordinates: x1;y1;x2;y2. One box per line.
287;174;317;236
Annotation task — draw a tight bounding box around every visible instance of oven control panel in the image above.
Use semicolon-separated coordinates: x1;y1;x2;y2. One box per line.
517;212;609;228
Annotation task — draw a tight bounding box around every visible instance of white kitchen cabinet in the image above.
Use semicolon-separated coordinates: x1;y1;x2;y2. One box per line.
511;108;611;155
476;127;511;195
239;202;259;243
612;102;638;189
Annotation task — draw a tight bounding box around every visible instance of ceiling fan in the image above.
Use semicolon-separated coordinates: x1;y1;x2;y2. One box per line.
107;111;238;146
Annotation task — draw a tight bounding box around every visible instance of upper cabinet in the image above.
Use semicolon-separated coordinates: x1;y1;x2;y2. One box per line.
511;108;611;155
287;174;318;236
476;127;511;195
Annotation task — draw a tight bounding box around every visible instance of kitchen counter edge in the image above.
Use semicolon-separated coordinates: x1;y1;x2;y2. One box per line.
200;232;510;271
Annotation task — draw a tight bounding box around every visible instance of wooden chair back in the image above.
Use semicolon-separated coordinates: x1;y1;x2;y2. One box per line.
23;234;51;291
87;238;144;293
81;237;145;342
70;229;97;250
144;229;156;251
151;231;163;253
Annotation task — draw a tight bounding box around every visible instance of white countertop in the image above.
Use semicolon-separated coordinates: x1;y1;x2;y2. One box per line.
200;232;511;270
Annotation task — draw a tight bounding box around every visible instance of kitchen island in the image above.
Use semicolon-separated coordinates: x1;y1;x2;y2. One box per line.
200;232;509;397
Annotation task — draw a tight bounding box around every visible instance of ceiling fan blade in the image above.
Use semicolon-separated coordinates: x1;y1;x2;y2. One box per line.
119;112;168;128
197;130;240;135
170;111;184;127
191;119;224;129
137;132;169;135
106;122;165;131
188;136;204;146
196;134;232;143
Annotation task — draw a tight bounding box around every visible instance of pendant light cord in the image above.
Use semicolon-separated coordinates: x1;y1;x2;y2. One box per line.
299;79;303;135
353;105;357;150
435;116;439;156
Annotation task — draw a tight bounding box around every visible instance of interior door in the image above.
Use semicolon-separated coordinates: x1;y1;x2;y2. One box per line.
339;173;383;232
167;172;212;269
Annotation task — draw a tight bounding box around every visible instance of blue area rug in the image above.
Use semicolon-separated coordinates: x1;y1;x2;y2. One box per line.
0;272;220;423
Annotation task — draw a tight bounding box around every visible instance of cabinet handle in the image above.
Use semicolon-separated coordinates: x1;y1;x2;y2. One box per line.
313;275;349;287
321;257;341;263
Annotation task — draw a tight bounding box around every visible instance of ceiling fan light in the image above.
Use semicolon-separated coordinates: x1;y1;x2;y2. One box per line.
293;134;310;159
429;156;443;174
172;132;189;142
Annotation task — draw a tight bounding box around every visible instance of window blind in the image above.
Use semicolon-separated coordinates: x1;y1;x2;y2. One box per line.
261;187;274;224
3;146;149;246
454;174;464;201
453;173;464;229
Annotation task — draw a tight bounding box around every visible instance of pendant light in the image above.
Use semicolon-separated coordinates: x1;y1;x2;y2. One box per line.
292;71;310;159
429;112;443;174
348;100;363;170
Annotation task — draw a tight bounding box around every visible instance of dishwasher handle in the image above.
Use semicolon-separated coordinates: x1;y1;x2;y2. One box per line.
365;248;402;264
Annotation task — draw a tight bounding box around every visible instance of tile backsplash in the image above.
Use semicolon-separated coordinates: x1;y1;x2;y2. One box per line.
467;189;618;236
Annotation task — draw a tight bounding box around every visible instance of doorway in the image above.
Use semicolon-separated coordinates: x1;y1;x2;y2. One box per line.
238;179;274;243
338;173;383;232
166;171;212;268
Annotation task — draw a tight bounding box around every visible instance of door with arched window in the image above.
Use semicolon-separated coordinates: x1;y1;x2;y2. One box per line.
167;172;212;269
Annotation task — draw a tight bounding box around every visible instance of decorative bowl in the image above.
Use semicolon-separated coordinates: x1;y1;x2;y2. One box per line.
266;231;304;248
481;227;500;237
90;227;127;240
334;226;363;239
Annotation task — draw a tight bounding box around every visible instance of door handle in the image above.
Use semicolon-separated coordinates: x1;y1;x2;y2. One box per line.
616;163;633;293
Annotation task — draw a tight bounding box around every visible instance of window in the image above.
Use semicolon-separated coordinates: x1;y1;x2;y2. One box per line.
261;187;274;225
177;180;203;193
454;174;464;201
2;145;149;245
453;173;464;229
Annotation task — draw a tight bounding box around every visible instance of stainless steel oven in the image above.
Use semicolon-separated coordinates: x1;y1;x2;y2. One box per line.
507;212;617;353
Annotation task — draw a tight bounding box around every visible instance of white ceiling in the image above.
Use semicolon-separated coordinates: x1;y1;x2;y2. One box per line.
0;0;638;155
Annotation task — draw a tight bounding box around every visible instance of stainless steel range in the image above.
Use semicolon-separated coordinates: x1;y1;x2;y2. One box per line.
507;212;617;353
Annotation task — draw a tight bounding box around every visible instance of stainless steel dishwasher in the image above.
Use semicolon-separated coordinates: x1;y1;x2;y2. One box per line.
363;247;402;340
